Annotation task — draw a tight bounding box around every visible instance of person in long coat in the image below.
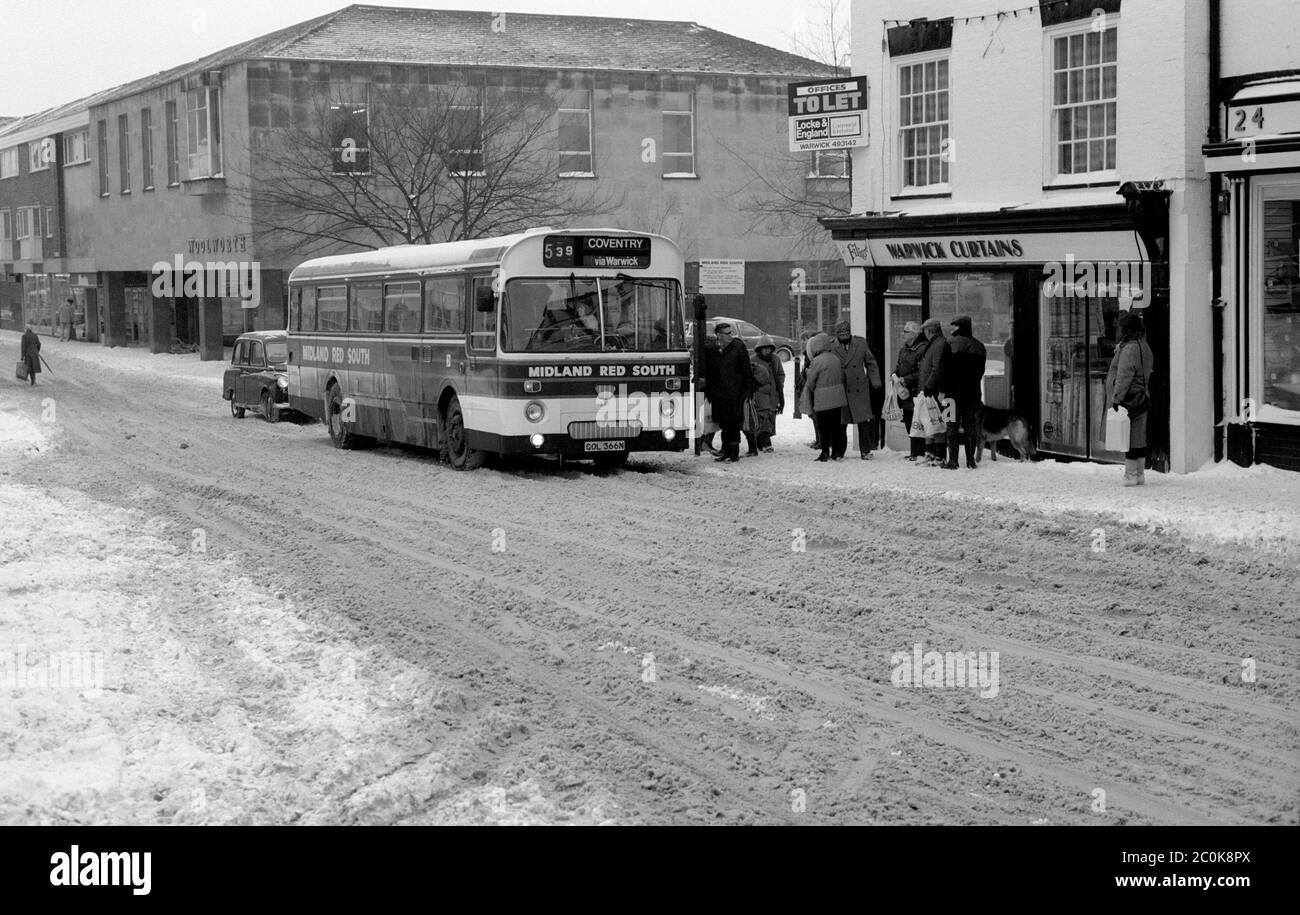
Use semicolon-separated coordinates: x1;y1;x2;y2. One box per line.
749;336;783;453
893;320;928;460
1106;311;1155;486
916;318;951;465
945;315;987;469
699;332;721;455
19;325;41;386
704;322;756;462
799;333;848;461
830;320;882;460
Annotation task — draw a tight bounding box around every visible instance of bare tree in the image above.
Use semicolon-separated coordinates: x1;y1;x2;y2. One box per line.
721;0;852;259
238;80;618;260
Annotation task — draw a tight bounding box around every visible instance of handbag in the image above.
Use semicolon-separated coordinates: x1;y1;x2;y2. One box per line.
15;360;28;381
1105;407;1131;452
742;399;759;434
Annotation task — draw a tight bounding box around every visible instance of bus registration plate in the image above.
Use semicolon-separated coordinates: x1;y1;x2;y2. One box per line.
584;440;626;452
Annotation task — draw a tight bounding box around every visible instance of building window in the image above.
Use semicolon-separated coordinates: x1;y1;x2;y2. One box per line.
97;120;109;195
0;147;18;179
898;56;949;189
329;88;371;176
186;85;222;178
15;207;30;239
0;208;11;242
448;103;484;176
118;113;131;193
558;91;593;176
44;207;53;239
28;138;53;173
63;129;90;166
141;107;154;190
809;149;850;178
662;99;695;177
1049;24;1118;176
165;100;179;186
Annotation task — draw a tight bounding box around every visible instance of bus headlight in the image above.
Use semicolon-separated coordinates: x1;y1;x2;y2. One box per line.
525;401;545;423
663;428;676;441
530;433;545;448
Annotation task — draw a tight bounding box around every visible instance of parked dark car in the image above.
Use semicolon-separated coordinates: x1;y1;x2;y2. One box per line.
688;317;796;362
222;330;293;422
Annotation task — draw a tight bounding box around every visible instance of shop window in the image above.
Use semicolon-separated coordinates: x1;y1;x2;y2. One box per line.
1260;197;1300;416
898;56;949;189
930;272;1015;409
1048;22;1118;177
558;91;593;176
662;99;695;177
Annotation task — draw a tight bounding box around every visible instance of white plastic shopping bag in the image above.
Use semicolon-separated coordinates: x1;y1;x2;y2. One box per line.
1105;408;1130;453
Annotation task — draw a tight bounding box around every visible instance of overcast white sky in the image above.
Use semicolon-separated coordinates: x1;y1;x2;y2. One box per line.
0;0;844;116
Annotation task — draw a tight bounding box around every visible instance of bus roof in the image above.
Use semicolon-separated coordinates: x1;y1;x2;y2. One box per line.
288;228;676;282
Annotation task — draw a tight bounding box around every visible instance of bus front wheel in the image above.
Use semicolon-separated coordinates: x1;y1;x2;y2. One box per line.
326;385;359;450
445;395;485;470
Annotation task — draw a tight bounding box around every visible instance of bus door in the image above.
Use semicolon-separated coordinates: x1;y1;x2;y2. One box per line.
465;274;500;441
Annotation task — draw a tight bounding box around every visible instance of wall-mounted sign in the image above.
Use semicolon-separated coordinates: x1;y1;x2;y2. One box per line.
788;76;868;153
1226;98;1300;140
185;234;251;256
837;231;1147;267
542;235;651;269
698;259;745;294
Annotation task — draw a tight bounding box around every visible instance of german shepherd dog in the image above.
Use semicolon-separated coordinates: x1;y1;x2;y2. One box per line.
974;406;1036;462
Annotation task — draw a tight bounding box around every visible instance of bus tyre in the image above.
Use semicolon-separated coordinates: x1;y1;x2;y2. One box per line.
326;385;358;450
445;395;484;470
230;394;245;419
262;390;279;424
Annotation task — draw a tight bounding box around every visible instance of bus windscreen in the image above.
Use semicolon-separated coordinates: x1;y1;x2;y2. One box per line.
502;277;683;353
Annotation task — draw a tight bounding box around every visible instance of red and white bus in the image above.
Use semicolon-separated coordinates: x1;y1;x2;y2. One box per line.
286;228;691;468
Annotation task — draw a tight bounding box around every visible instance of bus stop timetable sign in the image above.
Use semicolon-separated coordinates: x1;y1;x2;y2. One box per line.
543;235;652;269
788;76;868;153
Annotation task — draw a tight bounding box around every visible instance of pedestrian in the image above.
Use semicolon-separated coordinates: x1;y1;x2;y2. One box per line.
704;322;756;463
946;315;987;469
917;317;951;465
58;298;74;341
1106;311;1155;486
894;320;928;460
699;330;721;455
796;333;822;450
19;325;41;386
749;336;783;453
831;320;882;460
800;333;848;461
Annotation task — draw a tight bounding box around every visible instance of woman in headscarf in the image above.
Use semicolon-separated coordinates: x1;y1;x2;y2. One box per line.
1106;311;1155;486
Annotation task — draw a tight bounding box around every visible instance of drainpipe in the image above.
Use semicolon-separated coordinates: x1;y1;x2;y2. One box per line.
1209;0;1225;459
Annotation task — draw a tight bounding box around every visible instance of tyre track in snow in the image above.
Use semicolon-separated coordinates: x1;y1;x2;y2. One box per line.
9;346;1298;824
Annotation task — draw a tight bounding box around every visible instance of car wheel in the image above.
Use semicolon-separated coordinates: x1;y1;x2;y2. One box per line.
262;390;279;424
229;394;245;419
445;394;485;470
326;384;358;449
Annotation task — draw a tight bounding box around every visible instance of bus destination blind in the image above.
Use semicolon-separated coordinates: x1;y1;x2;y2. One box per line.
543;235;651;269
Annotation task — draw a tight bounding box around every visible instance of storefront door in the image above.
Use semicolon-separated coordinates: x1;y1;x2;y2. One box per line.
928;271;1015;409
1038;287;1123;459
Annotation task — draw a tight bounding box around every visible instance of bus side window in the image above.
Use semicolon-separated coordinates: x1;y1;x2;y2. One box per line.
469;276;496;351
300;287;317;332
423;276;464;335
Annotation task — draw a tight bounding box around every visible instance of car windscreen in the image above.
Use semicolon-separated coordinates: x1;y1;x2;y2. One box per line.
501;277;684;353
264;341;288;364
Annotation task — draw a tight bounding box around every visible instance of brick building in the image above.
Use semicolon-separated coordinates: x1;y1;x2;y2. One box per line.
3;6;847;355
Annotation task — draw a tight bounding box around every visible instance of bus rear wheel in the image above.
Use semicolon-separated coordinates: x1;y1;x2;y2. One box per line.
445;395;485;470
326;384;359;449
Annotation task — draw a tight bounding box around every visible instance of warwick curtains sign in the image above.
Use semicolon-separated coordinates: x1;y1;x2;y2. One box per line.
788;77;868;153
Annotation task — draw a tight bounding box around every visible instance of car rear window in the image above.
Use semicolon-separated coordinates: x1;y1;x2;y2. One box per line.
265;341;288;363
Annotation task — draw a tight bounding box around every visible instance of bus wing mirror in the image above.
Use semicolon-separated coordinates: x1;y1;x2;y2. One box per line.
475;287;497;312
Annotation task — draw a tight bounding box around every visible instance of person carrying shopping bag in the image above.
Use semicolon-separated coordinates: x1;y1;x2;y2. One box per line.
1106;311;1155;486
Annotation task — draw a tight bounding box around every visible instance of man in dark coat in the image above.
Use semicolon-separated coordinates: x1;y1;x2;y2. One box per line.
916;317;951;465
20;326;41;386
831;320;882;460
894;320;928;460
946;315;987;469
704;322;756;462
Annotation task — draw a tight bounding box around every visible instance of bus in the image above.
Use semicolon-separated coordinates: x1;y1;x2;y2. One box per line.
286;228;691;468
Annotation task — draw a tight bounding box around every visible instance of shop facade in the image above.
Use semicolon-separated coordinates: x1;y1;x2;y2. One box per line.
825;198;1168;467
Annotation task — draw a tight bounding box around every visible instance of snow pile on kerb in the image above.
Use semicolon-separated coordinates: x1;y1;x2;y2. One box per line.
0;411;45;451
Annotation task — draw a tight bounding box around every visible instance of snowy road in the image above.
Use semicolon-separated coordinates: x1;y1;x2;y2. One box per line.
1;333;1297;825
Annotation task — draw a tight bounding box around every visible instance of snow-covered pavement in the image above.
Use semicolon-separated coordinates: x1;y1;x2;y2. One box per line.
1;331;1297;825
